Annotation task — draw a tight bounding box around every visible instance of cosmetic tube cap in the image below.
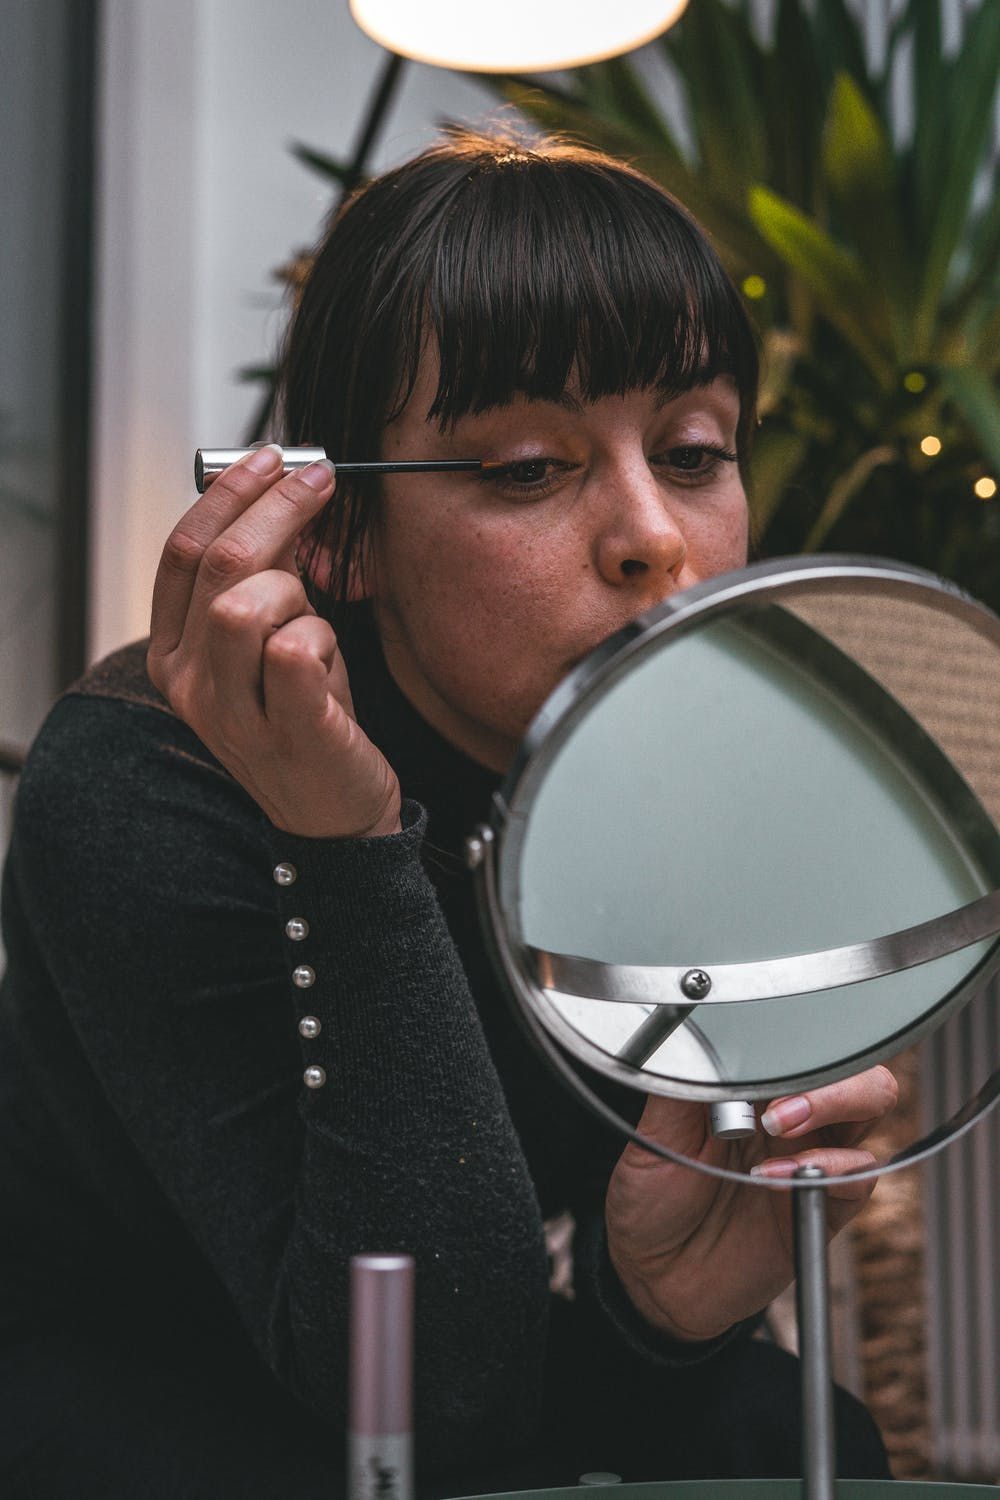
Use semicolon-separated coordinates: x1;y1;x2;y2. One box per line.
349;1254;414;1436
710;1099;757;1139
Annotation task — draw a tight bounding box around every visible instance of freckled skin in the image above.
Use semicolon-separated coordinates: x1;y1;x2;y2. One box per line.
366;359;749;772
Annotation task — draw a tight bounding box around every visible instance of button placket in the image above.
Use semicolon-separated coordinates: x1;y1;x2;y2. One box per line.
275;856;327;1090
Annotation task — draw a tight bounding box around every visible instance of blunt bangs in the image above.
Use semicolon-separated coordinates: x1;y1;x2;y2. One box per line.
386;144;758;446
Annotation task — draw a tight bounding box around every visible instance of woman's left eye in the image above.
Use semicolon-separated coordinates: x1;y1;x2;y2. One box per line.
655;444;739;480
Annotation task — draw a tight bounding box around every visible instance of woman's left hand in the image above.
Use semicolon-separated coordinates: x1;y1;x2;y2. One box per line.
604;1066;898;1342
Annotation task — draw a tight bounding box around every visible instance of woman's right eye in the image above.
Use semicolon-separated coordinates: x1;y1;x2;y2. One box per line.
478;457;574;500
505;459;554;485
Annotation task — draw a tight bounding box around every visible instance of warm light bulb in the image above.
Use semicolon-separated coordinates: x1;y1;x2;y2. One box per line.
350;0;690;71
975;476;997;500
742;275;767;300
920;435;942;457
903;371;927;394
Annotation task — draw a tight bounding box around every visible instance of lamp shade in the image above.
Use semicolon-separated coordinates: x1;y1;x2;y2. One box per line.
349;0;689;72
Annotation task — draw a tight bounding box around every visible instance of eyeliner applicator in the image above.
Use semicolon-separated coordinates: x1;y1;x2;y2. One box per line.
195;446;506;493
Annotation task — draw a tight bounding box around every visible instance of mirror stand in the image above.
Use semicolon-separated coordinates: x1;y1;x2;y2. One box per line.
473;557;1000;1493
793;1165;836;1500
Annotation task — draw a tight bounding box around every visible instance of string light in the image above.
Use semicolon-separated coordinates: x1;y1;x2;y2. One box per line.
920;435;942;457
974;477;997;500
741;275;767;300
904;372;927;394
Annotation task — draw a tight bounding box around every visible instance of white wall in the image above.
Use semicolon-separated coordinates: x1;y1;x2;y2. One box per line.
90;0;498;659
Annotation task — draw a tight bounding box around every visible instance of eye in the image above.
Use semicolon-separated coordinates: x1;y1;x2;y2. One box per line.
655;444;739;481
479;457;575;500
506;459;556;484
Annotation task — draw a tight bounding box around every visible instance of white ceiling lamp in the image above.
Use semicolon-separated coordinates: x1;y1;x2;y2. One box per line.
349;0;690;72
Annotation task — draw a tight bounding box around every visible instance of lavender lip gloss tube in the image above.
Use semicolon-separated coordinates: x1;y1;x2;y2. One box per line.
348;1254;415;1500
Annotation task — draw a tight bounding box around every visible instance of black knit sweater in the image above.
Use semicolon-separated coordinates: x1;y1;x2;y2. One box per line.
0;612;735;1482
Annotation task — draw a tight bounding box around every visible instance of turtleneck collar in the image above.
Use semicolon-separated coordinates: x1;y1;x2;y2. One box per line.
340;604;503;875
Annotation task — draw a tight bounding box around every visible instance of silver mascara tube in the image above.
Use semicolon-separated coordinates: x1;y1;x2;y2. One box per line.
348;1253;415;1500
195;446;326;492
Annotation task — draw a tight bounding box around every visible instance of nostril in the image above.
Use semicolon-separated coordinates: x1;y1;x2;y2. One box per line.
620;559;647;577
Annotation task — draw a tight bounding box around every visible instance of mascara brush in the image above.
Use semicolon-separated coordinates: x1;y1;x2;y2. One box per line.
195;446;507;494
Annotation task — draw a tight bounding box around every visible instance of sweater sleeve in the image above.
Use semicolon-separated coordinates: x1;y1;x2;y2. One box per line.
573;1209;764;1365
5;692;550;1472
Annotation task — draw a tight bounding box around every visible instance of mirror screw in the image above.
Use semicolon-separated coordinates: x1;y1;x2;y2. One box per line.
681;968;712;999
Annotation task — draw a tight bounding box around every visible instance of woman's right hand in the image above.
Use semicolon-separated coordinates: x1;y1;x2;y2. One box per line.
147;444;402;839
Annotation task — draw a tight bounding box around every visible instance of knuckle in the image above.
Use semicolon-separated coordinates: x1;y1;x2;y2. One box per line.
160;527;206;577
265;635;311;670
205;589;259;633
265;620;326;666
202;534;256;581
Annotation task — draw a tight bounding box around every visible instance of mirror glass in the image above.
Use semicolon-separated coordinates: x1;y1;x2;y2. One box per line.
487;561;1000;1170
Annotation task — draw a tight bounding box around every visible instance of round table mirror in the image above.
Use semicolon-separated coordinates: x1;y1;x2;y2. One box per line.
472;556;1000;1185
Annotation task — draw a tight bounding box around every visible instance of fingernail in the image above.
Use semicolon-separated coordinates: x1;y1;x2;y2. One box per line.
762;1095;811;1136
246;443;283;474
298;459;336;491
750;1159;799;1180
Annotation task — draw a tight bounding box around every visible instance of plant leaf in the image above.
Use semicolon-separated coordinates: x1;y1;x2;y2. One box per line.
802;444;898;551
586;58;678;150
748;185;894;384
767;0;824;209
289;142;355;187
809;0;875;98
912;1;1000;356
497;82;771;273
749;425;810;534
944;167;1000;337
661;0;768;190
908;0;944;245
822;73;910;345
938;366;1000;476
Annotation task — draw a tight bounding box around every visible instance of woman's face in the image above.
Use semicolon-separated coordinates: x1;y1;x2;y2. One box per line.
367;354;749;772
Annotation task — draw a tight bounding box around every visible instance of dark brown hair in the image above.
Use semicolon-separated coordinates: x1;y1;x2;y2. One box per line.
277;128;758;625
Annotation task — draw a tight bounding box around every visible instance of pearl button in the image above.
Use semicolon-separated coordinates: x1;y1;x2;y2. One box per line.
298;1016;321;1039
273;862;297;887
285;917;309;941
304;1065;326;1089
292;965;316;989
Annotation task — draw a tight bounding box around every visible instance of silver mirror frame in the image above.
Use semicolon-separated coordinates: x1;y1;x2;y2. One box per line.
472;556;1000;1187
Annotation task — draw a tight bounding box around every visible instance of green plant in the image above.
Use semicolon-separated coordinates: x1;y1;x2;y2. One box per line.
471;0;1000;605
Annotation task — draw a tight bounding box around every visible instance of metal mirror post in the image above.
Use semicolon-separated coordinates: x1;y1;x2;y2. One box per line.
468;556;1000;1499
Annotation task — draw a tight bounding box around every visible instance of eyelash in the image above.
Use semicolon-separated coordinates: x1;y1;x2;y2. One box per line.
479;446;739;500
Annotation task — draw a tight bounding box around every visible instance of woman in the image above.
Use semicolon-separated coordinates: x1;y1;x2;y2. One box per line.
0;130;894;1497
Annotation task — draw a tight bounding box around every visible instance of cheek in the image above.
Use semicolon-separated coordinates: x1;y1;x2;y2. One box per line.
692;493;749;570
425;518;567;612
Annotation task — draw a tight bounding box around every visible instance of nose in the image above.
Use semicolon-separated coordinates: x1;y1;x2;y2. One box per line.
593;465;688;595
